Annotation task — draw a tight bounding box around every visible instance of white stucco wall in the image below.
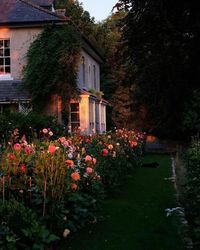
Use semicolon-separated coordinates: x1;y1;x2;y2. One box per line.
77;50;100;91
0;27;42;80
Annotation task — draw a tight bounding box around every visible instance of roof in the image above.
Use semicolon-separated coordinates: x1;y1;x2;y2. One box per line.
0;80;30;102
31;0;54;6
0;0;67;26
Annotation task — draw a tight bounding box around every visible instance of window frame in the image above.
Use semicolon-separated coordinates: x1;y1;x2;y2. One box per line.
0;38;11;77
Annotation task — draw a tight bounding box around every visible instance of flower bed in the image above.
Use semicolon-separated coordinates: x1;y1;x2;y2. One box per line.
0;129;144;249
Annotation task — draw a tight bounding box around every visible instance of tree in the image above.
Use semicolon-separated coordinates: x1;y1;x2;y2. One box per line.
117;0;200;137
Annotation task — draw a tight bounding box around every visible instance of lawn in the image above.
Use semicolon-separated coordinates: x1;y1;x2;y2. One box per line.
61;154;184;250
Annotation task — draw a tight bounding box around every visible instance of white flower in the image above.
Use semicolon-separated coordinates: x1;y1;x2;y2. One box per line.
63;229;70;238
68;153;73;159
49;131;53;136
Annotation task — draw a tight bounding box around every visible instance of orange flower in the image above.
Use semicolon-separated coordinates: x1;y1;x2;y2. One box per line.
130;141;137;147
108;144;113;150
66;159;74;168
71;172;80;181
48;145;56;154
70;183;78;190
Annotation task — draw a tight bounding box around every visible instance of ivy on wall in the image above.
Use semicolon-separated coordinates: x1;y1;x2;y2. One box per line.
23;24;81;115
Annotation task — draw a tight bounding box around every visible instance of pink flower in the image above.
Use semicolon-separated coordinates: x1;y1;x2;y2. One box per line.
85;155;92;162
48;145;56;154
102;149;108;156
20;164;26;173
86;167;93;174
59;137;66;143
13;143;21;151
25;146;31;154
93;158;97;165
85;138;90;143
42;128;48;134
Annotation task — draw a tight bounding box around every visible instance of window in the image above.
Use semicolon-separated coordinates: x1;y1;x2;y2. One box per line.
0;39;11;75
93;65;96;89
70;103;80;131
89;100;95;133
82;56;86;87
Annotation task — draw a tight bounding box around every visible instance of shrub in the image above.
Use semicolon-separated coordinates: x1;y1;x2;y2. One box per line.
184;136;200;249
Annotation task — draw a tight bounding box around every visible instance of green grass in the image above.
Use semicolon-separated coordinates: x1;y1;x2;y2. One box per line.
61;154;184;250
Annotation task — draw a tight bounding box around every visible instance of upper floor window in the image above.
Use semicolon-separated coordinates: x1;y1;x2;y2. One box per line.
81;56;86;87
0;39;10;75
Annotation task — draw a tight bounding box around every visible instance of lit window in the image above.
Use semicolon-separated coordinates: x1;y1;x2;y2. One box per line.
89;100;95;132
0;39;11;75
70;103;80;131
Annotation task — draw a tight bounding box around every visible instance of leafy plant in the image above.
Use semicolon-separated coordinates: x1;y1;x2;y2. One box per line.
23;24;81;112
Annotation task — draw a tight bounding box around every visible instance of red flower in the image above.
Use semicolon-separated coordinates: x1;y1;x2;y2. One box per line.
70;183;78;190
8;153;15;160
20;164;26;173
102;149;108;156
130;141;137;148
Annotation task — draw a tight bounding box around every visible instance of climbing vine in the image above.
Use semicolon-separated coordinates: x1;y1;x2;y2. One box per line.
23;24;81;114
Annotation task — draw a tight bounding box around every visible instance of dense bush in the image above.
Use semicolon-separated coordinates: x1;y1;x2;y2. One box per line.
0;129;143;248
184;136;200;249
0;112;66;144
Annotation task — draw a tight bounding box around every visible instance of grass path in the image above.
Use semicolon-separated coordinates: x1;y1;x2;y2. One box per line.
62;154;183;250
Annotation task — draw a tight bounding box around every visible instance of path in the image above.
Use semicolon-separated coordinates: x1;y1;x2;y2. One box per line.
62;154;183;250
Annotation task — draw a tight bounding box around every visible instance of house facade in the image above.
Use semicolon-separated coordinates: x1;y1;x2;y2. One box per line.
0;0;107;134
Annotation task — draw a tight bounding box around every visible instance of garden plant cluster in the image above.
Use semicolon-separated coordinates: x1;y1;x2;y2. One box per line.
184;136;200;249
0;127;144;249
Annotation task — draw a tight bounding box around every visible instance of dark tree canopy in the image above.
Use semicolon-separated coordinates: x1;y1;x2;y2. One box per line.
118;0;200;137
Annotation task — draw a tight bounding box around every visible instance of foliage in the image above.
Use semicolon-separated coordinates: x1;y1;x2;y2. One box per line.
0;112;65;144
117;0;200;137
0;200;59;250
183;89;200;134
184;136;200;249
0;129;144;248
23;24;81;112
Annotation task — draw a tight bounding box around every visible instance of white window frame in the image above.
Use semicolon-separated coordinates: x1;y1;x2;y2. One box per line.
70;102;80;132
0;38;13;80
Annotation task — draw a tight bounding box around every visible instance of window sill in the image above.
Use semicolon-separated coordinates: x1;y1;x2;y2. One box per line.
0;74;13;81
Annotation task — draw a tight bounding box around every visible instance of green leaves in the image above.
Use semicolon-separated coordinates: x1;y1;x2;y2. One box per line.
23;25;81;111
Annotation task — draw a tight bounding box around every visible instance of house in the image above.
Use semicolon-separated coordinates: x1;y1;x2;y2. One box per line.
0;0;107;134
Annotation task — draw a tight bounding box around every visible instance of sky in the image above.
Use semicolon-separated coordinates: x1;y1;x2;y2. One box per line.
80;0;117;22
